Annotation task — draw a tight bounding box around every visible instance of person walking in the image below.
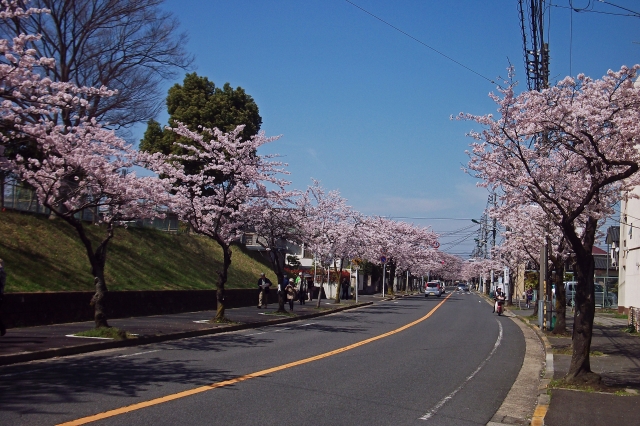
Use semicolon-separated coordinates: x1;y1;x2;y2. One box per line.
297;274;307;305
526;287;533;309
257;273;272;309
0;259;6;336
341;277;349;300
285;278;297;311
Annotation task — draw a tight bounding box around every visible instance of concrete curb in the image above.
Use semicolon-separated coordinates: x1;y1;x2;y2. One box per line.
514;313;554;426
0;301;373;367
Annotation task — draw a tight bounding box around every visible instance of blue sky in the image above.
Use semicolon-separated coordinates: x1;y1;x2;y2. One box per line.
145;0;640;257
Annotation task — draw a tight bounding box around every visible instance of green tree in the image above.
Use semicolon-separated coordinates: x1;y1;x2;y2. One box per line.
139;73;262;154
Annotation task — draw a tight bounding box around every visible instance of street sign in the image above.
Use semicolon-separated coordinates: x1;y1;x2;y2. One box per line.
380;256;387;264
433;241;440;249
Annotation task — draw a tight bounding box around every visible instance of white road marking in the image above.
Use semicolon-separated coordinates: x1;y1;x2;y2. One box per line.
116;350;160;358
193;320;209;323
65;334;113;340
419;319;504;421
244;323;316;336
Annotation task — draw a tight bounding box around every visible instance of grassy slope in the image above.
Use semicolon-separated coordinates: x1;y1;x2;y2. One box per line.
0;210;276;292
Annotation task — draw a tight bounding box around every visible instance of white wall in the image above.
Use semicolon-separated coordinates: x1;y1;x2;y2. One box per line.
619;188;640;310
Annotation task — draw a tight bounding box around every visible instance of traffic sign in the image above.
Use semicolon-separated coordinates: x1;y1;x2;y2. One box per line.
380;256;387;264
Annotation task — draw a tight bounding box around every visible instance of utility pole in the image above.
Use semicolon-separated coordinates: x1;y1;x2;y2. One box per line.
520;0;550;327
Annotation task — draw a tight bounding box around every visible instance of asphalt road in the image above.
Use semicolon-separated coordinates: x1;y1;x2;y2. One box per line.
0;291;526;426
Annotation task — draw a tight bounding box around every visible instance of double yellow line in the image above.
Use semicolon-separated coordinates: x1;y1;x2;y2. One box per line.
59;294;452;425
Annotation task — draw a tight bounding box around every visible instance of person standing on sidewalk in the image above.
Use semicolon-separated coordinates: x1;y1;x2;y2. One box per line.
341;277;349;300
285;278;297;311
0;258;6;336
526;287;533;309
257;273;272;309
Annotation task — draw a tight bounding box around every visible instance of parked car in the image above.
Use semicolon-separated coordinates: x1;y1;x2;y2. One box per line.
425;281;442;297
563;281;617;307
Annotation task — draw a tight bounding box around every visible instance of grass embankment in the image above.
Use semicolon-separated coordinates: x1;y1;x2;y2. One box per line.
0;210;276;292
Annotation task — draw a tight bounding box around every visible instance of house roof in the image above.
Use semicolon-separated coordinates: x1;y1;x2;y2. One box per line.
606;226;620;245
594;256;612;270
592;246;607;255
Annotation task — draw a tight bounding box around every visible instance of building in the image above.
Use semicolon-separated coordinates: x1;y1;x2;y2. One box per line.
619;190;640;313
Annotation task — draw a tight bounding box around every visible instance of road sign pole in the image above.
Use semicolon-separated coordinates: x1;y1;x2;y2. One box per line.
382;263;386;298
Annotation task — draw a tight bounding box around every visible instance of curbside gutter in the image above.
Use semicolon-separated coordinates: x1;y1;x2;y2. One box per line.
0;301;373;367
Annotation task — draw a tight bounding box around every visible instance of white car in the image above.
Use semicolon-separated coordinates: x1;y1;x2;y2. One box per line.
425;281;442;297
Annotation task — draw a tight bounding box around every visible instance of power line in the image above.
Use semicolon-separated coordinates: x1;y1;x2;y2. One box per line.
344;0;496;85
385;216;475;221
550;1;640;17
597;0;640;16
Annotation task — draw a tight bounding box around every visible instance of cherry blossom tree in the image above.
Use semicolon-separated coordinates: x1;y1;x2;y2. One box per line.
462;66;640;383
362;216;439;294
0;1;115;207
241;190;304;313
12;121;168;327
2;2;167;328
152;124;286;321
492;203;574;331
299;181;358;306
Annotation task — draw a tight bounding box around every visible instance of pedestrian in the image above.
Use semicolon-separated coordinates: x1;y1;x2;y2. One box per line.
257;273;272;309
526;288;533;309
0;258;6;336
341;277;349;300
285;278;297;311
297;274;307;305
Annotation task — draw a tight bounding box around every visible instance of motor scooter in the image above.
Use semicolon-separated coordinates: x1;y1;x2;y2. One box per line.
495;295;506;316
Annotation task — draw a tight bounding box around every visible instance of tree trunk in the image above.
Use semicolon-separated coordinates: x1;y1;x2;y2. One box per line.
267;248;287;313
388;261;396;295
564;218;600;384
63;216;113;329
507;271;515;306
0;172;5;209
214;239;232;322
551;256;567;335
90;274;109;328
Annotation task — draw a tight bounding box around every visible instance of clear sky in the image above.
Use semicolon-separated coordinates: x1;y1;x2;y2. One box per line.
146;0;640;257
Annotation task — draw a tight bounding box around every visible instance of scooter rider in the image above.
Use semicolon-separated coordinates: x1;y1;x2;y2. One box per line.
493;287;504;313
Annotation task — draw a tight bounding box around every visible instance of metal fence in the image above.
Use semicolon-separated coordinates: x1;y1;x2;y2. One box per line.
1;177;180;232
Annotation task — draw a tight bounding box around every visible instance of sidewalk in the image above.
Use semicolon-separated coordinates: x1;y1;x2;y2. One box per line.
0;294;384;367
510;307;640;425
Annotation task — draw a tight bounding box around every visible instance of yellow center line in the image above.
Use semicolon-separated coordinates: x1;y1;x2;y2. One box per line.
58;293;453;426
